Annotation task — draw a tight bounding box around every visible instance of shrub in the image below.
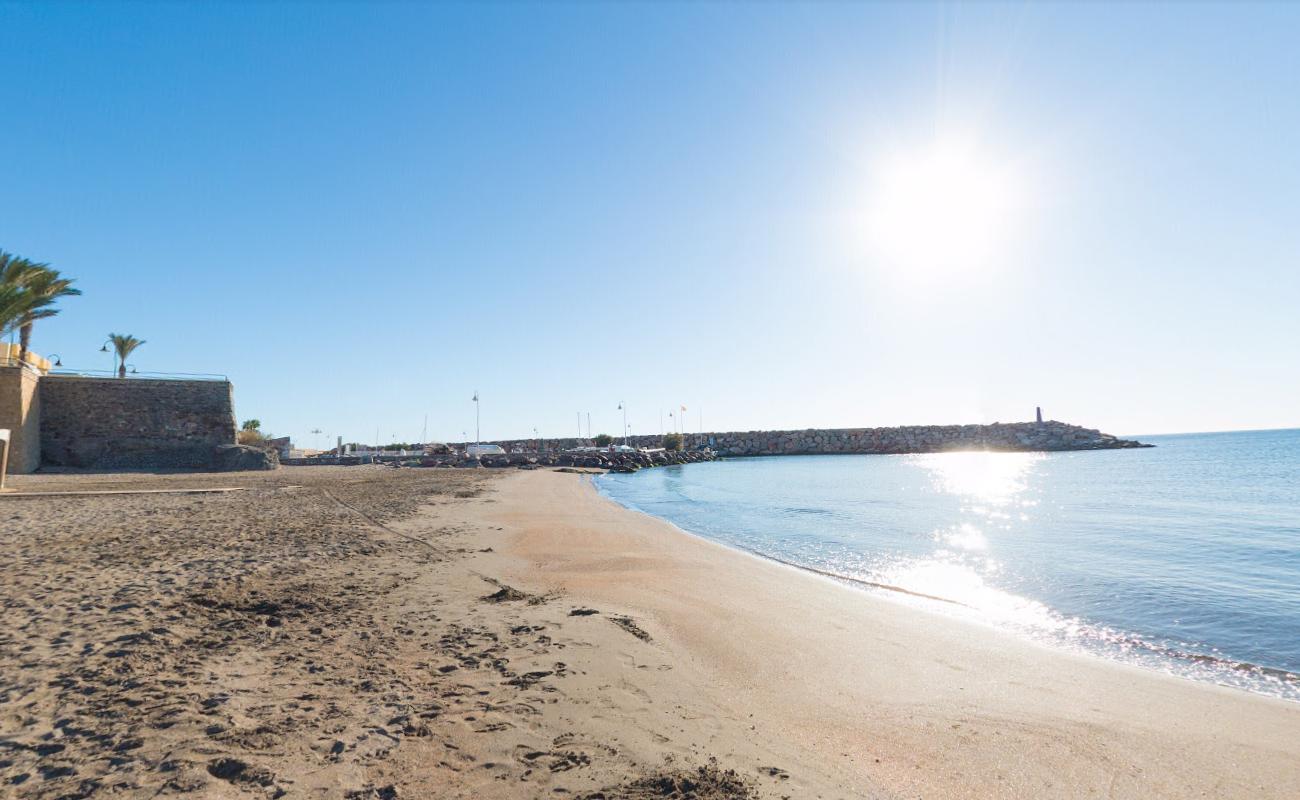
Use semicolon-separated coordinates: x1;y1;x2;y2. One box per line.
662;433;683;451
594;433;614;447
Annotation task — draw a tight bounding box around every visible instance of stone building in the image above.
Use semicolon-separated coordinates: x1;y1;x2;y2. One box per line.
0;348;238;474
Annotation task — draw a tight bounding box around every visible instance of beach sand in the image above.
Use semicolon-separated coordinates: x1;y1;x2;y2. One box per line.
2;467;1297;799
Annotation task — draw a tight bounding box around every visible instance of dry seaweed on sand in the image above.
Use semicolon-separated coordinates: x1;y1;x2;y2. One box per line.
609;615;652;642
581;762;759;799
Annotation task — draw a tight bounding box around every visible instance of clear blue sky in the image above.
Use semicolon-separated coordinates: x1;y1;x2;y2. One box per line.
2;2;1297;445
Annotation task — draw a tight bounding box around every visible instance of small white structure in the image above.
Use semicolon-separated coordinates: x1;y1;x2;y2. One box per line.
466;444;506;456
0;428;10;490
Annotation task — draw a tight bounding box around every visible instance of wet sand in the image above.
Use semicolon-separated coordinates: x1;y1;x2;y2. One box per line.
1;466;1297;799
489;470;1300;799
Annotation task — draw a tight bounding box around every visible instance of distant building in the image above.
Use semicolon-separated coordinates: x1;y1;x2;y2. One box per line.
265;436;292;459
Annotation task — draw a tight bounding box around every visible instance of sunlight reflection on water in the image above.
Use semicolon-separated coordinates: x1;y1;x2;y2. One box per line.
909;450;1044;504
596;433;1300;701
882;451;1057;630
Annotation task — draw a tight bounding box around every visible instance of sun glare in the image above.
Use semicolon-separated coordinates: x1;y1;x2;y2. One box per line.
865;141;1022;281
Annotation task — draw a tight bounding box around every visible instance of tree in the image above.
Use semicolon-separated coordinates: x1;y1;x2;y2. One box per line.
0;253;38;337
0;282;32;341
0;253;47;340
594;433;614;447
0;251;80;362
107;333;145;378
15;269;79;363
238;420;270;446
662;433;683;451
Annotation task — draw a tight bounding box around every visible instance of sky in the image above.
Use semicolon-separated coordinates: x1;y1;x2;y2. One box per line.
1;1;1297;445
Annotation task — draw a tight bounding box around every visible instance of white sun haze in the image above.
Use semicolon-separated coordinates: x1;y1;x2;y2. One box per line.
865;140;1023;282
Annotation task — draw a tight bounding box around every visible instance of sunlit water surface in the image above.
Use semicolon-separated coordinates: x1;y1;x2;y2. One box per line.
596;430;1300;700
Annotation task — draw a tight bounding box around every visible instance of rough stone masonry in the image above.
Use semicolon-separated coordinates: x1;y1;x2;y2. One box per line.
38;375;239;469
481;420;1149;457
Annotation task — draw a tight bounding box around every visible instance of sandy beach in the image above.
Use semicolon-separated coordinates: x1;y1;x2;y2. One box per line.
2;466;1297;799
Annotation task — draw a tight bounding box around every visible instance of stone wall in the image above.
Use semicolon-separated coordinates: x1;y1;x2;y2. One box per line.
470;420;1147;456
39;376;237;469
0;366;41;474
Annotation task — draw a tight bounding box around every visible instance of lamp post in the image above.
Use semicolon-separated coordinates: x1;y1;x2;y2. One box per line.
617;401;627;446
99;339;113;375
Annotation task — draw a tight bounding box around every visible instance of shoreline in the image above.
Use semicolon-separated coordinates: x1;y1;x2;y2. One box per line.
591;470;1300;702
3;465;1296;799
488;470;1300;798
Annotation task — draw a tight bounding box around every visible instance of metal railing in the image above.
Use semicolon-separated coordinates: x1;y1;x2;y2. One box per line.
45;368;229;381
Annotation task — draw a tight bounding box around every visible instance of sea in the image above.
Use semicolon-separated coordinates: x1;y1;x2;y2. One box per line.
595;428;1300;701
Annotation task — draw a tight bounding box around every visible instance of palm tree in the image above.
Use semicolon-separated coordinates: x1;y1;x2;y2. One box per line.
15;269;78;363
0;250;80;364
0;282;33;346
0;252;42;345
108;333;145;378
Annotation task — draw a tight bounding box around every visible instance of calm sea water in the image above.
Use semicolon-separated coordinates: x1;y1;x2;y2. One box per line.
596;429;1300;700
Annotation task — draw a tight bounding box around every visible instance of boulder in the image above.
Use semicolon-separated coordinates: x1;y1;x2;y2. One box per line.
212;444;279;471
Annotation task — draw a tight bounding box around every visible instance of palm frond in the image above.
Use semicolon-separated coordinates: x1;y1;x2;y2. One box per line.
108;333;146;360
2;251;80;357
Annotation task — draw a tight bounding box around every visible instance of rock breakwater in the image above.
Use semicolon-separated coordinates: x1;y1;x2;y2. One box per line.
447;449;716;472
480;420;1147;458
692;420;1148;456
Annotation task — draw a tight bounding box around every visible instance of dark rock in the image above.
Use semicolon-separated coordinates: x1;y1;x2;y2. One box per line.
212;444;278;471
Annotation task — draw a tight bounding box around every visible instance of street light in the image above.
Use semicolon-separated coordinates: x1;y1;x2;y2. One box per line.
100;339;113;374
617;401;628;446
472;391;480;447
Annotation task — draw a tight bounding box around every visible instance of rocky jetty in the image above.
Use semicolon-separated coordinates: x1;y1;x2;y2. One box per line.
474;420;1147;459
283;420;1147;471
414;448;716;472
695;420;1149;456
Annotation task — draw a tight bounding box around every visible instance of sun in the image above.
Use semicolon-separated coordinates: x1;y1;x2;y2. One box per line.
865;141;1022;281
